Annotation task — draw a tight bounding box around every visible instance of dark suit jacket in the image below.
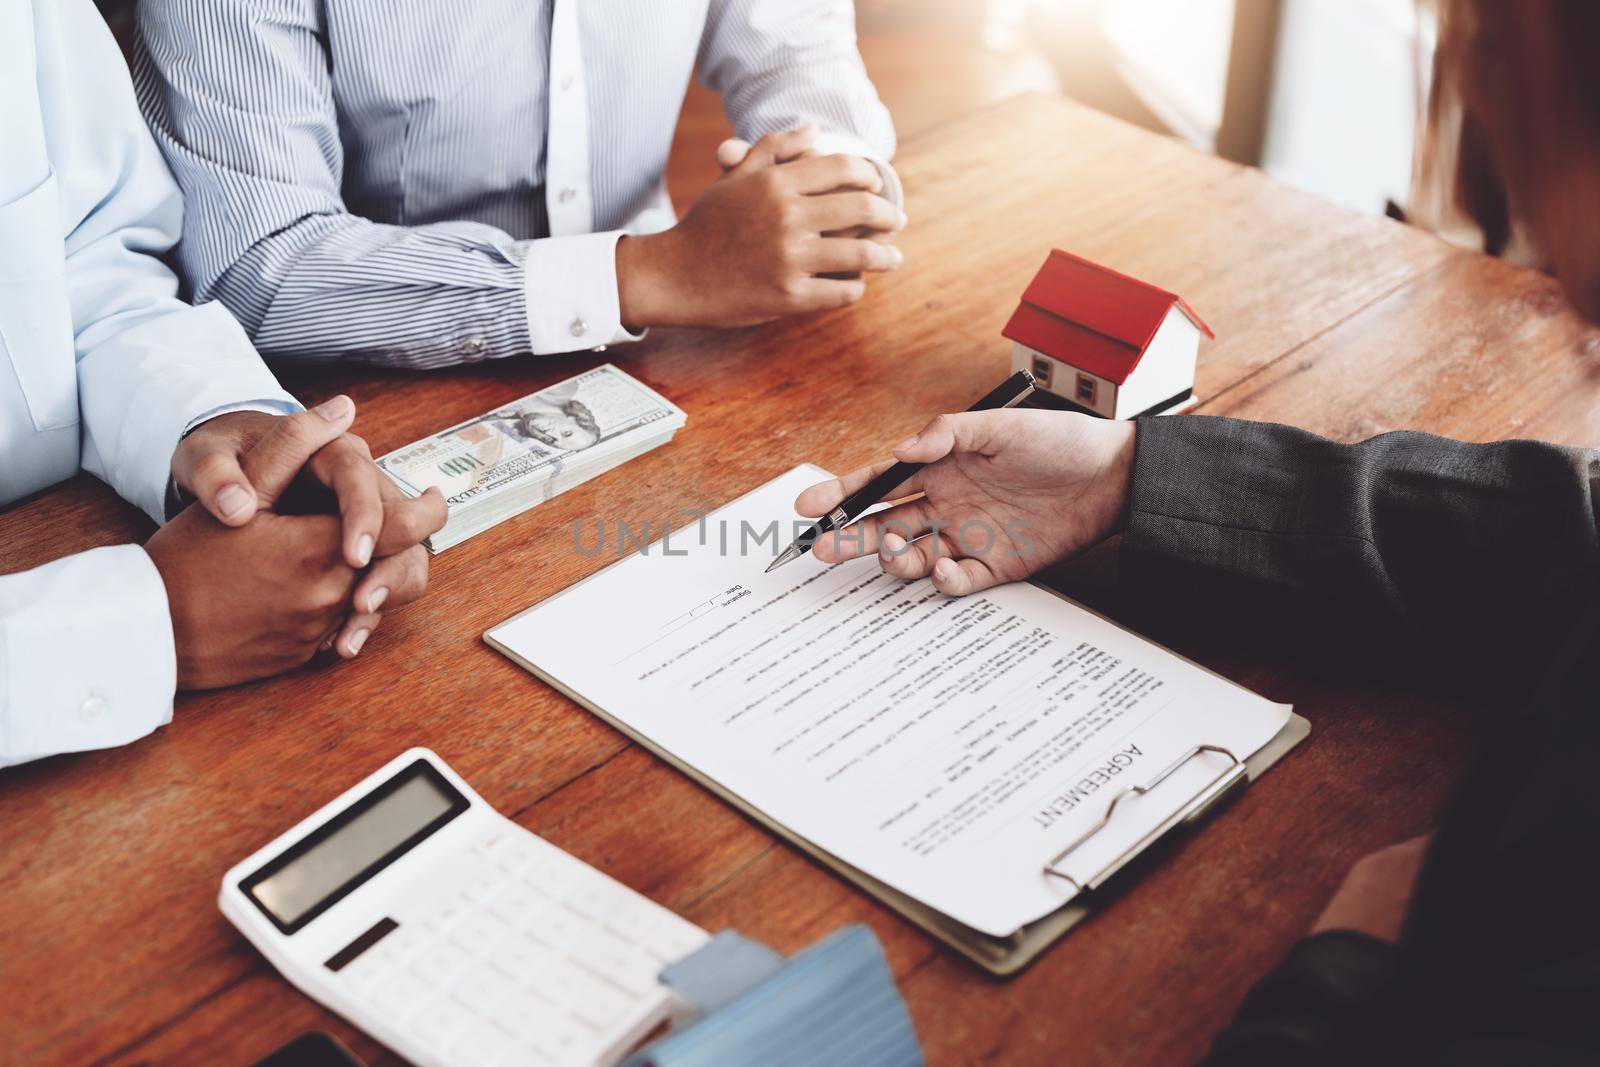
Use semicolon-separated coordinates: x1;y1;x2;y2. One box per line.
1119;416;1600;1067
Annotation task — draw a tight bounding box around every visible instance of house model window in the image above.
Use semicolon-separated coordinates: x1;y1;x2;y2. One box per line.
1003;249;1213;419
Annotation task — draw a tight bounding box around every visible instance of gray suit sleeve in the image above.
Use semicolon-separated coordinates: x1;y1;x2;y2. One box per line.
1146;417;1600;1063
1121;416;1600;678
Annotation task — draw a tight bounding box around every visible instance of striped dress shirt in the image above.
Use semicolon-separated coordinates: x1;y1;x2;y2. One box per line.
132;0;897;369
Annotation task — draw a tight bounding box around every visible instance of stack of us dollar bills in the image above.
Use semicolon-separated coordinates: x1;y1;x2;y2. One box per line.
376;364;686;552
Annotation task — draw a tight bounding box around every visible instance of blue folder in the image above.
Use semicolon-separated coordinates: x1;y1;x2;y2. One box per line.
624;925;923;1067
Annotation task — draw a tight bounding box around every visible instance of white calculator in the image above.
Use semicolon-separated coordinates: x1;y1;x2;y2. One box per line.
220;749;709;1067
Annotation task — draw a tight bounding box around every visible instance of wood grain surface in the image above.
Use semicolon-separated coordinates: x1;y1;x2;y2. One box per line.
3;94;1593;1067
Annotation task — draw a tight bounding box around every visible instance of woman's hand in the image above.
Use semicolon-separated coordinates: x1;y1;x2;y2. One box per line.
1312;835;1432;942
796;410;1137;596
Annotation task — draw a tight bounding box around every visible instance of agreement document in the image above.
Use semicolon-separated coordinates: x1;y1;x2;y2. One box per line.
488;467;1293;938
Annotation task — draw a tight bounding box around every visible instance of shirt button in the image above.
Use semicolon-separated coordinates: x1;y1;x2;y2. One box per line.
561;74;575;92
570;318;588;338
460;338;484;355
558;186;577;204
80;695;108;723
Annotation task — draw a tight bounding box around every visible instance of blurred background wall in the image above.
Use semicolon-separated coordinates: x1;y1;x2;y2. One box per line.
95;0;1436;225
672;0;1435;221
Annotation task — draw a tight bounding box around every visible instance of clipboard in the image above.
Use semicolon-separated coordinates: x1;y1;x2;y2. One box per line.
487;562;1309;977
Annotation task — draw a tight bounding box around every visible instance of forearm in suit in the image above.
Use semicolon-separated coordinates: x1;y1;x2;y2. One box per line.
1121;415;1600;686
1199;520;1600;1067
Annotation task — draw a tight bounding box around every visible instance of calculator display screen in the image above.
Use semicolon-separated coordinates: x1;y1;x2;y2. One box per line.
242;760;469;934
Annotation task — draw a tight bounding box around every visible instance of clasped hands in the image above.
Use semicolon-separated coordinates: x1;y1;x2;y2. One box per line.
617;124;907;330
146;396;446;690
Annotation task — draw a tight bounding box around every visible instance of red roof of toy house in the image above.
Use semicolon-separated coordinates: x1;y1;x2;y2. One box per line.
1002;250;1213;385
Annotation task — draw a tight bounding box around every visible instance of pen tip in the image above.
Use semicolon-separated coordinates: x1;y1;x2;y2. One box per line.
766;546;800;573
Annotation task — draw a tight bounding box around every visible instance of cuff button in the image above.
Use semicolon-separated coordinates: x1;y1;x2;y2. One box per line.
569;318;588;338
80;695;108;722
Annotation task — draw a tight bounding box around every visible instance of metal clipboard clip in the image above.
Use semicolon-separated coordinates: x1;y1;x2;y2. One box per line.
1042;744;1247;893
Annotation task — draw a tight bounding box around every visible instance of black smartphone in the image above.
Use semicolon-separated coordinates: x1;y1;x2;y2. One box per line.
252;1031;366;1067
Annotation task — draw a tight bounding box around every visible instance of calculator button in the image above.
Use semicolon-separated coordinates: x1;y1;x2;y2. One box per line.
562;881;626;922
526;906;585;952
495;836;546;877
348;921;422;979
526;959;589;1010
498;1045;558;1067
569;927;630;979
489;884;548;927
337;953;390;996
497;996;598;1063
448;1022;525;1066
409;994;477;1048
523;856;586;898
450;963;511;1011
473;829;511;859
450;911;510;958
535;1016;599;1064
461;869;505;904
495;995;572;1044
399;859;485;920
569;975;635;1032
643;920;708;963
529;960;633;1025
623;953;668;998
487;934;551;980
411;937;473;982
421;895;469;934
372;922;426;965
606;904;664;944
586;957;661;999
367;969;434;1021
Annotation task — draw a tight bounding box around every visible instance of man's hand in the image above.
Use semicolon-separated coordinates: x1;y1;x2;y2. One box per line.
172;399;446;655
617;143;906;330
796;410;1137;596
146;505;362;689
151;404;444;681
174;397;426;565
717;127;904;243
714;125;820;174
1312;835;1432;942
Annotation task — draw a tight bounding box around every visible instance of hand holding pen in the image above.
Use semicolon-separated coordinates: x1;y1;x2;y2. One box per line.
786;381;1140;596
768;371;1038;573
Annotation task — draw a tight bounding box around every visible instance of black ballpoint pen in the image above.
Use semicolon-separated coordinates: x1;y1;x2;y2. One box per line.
766;368;1037;573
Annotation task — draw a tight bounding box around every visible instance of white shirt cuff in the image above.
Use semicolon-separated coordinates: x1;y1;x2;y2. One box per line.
0;545;176;767
521;230;647;355
78;301;299;526
808;132;905;213
182;400;304;437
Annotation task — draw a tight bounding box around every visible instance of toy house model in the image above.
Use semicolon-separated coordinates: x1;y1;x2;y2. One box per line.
1003;250;1213;419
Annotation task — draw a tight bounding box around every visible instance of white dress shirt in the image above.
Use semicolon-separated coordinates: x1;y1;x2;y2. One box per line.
0;0;297;768
135;0;900;368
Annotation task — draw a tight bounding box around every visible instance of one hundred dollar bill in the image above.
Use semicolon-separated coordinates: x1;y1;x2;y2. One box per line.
377;364;686;509
377;365;686;549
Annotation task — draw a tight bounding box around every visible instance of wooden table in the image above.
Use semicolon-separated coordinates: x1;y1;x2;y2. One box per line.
4;94;1598;1067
